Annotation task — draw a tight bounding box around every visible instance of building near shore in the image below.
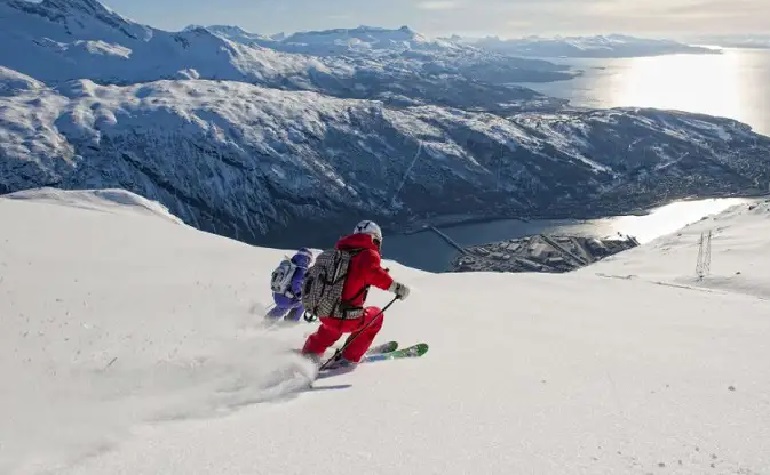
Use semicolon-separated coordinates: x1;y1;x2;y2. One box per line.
450;234;639;273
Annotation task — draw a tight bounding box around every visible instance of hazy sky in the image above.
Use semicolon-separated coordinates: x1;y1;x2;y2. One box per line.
99;0;770;37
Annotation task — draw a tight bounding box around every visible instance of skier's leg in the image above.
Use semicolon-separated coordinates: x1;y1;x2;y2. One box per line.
302;318;344;356
285;303;304;322
267;293;294;320
266;304;289;320
341;306;384;362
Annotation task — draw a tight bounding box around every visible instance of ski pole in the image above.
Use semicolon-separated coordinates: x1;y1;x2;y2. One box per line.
319;296;399;370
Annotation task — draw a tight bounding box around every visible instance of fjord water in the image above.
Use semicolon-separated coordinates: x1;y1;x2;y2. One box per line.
385;196;748;272
518;48;770;136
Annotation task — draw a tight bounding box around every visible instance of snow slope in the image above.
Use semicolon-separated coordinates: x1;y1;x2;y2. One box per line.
0;188;317;474
2;190;770;474
589;199;770;300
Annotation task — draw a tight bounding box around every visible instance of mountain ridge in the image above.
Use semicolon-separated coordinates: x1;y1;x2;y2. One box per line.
2;67;769;248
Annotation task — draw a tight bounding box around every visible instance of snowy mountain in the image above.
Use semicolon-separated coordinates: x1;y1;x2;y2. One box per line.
191;23;579;84
2;0;769;249
0;0;334;84
2;189;769;474
195;24;449;56
458;34;721;58
0;0;571;110
184;24;279;45
3;67;769;248
195;23;462;60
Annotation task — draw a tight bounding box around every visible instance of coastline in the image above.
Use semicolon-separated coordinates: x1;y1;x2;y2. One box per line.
392;190;763;237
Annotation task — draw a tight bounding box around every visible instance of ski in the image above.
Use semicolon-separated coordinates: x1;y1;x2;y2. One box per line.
364;340;398;356
296;340;396;366
315;342;426;378
326;340;397;359
361;343;428;363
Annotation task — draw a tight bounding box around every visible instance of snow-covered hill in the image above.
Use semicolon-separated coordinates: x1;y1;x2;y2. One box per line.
2;189;769;474
588;199;770;300
3;67;769;247
458;34;721;58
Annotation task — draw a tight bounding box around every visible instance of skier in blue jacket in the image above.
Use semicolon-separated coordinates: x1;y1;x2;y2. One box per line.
266;248;313;322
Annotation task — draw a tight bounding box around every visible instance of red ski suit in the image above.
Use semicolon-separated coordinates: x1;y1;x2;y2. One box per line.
301;233;394;362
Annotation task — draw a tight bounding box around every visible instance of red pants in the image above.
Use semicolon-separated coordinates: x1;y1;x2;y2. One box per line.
301;306;384;362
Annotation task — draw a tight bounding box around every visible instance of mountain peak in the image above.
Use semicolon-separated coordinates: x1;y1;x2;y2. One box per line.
282;24;428;48
352;24;417;36
186;24;248;35
7;0;153;42
39;0;113;15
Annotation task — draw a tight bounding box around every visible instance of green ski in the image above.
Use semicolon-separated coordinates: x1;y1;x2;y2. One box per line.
361;343;429;363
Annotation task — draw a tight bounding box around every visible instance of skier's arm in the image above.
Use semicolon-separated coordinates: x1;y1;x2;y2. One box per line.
362;250;394;291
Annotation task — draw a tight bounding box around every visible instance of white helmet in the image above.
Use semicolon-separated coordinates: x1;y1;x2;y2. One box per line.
353;219;383;244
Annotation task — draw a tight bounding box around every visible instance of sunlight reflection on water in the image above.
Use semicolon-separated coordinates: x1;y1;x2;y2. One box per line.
613;53;742;120
518;48;770;136
583;198;748;243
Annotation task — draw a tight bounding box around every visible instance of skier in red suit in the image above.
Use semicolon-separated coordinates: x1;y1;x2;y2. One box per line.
301;220;410;368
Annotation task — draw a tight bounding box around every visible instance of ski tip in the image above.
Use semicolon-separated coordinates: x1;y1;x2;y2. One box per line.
413;343;429;355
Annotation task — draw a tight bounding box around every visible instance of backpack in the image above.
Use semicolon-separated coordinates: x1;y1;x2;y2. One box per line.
270;258;297;295
301;248;364;320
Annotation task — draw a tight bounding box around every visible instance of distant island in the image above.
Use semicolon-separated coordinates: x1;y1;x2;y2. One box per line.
450;33;721;58
685;34;770;49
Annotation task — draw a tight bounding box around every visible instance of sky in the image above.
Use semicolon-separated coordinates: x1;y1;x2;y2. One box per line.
98;0;770;38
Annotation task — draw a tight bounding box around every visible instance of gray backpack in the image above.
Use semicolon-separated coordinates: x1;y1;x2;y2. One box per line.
302;248;364;320
270;258;296;295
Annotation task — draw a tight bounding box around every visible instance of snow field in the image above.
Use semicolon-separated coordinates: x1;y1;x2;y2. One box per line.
1;190;769;474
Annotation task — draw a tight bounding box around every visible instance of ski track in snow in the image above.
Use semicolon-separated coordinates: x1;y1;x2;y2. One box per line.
2;190;770;475
0;190;321;474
